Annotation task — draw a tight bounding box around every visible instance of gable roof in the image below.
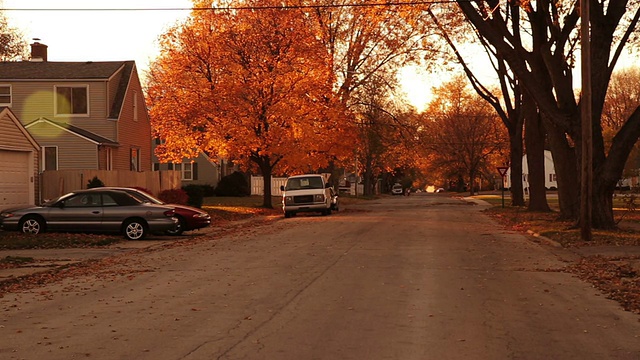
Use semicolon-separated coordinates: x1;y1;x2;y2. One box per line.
0;107;40;150
0;61;132;80
24;117;120;147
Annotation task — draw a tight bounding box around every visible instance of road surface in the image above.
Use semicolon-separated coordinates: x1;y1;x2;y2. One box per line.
1;193;639;359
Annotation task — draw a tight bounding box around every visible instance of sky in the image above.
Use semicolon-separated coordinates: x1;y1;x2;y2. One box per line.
2;0;193;75
1;0;437;112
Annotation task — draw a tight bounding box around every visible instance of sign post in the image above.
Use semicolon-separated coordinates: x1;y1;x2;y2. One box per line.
496;166;509;208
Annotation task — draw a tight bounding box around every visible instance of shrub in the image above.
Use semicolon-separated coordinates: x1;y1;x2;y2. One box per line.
182;184;204;208
214;171;250;197
158;188;189;205
87;176;105;188
200;184;215;197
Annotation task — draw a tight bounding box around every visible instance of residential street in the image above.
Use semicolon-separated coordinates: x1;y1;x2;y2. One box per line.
1;194;639;359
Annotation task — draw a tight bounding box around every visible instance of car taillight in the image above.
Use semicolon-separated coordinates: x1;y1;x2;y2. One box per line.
164;209;175;217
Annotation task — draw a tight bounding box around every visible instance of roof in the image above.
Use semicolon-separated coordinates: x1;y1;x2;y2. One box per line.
0;61;132;80
24;117;120;146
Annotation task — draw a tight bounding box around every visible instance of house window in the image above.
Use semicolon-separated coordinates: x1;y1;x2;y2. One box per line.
153;163;160;171
182;162;193;181
130;148;140;171
106;148;113;171
43;146;58;171
550;173;557;182
55;85;89;115
0;85;11;106
133;91;138;121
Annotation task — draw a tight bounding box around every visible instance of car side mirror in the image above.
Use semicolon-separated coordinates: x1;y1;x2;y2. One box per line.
280;185;285;191
57;201;65;209
325;183;330;188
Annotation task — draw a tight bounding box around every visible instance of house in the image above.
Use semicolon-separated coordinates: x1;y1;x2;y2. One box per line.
0;41;151;173
0;107;40;211
505;150;557;190
152;139;238;188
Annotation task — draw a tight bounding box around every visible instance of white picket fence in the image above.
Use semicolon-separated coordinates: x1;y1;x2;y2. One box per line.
250;176;287;196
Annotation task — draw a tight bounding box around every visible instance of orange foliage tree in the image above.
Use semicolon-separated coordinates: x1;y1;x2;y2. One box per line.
146;0;352;208
420;75;508;195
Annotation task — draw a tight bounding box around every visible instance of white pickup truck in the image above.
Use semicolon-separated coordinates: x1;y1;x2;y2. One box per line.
280;174;332;218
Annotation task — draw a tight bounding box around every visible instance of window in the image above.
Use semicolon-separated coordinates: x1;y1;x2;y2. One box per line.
549;174;557;182
0;85;11;106
130;148;140;171
182;162;193;181
153;163;160;171
105;148;113;171
43;146;58;171
133;91;138;121
55;85;88;115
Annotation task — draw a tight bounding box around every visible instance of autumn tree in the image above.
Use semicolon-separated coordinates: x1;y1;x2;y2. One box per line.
147;0;351;208
421;76;508;195
427;7;526;206
602;67;640;179
351;76;420;195
309;0;438;180
0;10;27;61
456;0;640;229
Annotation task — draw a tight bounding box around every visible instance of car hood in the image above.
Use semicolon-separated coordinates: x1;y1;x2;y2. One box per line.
0;205;47;213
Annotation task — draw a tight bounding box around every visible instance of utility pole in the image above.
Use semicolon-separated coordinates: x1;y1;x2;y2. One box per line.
580;0;593;241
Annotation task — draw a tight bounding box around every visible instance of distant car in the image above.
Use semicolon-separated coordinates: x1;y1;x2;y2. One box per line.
391;183;403;195
0;189;178;240
85;187;211;236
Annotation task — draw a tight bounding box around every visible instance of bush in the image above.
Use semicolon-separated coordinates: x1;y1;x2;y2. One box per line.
87;176;105;188
158;188;189;205
182;184;204;208
214;171;250;197
200;184;215;197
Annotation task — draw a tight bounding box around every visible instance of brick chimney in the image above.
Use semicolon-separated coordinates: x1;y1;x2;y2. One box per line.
30;40;48;62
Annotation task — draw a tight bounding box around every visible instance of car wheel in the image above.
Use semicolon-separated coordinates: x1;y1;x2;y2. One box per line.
124;219;147;240
20;216;44;234
166;216;185;236
284;211;292;218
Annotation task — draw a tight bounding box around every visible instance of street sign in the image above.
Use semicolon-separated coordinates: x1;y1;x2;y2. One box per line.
497;166;509;177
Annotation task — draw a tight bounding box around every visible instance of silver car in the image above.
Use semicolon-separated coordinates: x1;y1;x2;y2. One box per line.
0;189;178;240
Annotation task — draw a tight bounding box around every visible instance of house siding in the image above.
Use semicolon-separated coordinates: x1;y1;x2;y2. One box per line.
27;122;98;170
115;70;151;171
8;81;117;140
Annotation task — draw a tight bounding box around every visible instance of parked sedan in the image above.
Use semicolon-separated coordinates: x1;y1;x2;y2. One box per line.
0;189;178;240
85;187;211;236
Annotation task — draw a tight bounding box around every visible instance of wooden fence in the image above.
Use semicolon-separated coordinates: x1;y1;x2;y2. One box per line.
40;170;182;202
250;176;287;196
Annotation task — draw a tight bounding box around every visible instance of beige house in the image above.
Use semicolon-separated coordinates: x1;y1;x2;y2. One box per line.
0;107;40;210
0;42;152;173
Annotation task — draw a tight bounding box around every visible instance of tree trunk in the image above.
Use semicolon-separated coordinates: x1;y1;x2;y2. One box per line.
543;118;579;219
592;177;615;229
509;128;525;207
524;94;550;212
255;156;274;209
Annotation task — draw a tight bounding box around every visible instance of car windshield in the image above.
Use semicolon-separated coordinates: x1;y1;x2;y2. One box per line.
285;177;324;190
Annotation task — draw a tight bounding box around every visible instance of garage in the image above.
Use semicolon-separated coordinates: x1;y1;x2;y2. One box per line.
0;108;40;211
0;150;32;210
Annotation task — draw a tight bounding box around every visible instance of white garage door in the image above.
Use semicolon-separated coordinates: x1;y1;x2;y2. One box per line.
0;150;31;211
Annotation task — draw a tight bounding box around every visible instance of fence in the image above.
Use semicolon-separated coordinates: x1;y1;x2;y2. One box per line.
40;170;182;202
250;176;287;196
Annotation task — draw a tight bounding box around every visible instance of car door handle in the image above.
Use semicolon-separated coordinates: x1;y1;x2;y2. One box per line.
92;211;101;214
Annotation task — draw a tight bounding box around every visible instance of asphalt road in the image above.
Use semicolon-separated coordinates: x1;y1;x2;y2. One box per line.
1;194;639;359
